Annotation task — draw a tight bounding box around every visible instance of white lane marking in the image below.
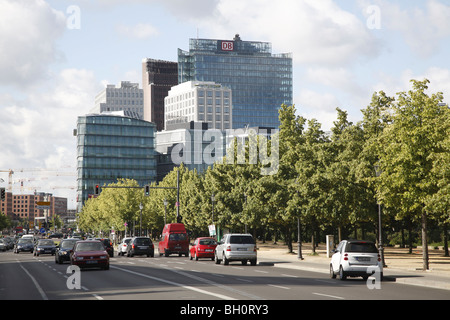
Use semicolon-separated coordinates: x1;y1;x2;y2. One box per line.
268;284;290;290
17;260;48;300
111;265;236;300
313;292;345;300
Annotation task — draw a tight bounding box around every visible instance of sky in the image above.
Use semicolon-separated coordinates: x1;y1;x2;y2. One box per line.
1;0;449;209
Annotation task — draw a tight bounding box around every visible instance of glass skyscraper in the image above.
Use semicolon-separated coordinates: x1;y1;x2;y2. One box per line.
76;112;156;210
178;34;293;129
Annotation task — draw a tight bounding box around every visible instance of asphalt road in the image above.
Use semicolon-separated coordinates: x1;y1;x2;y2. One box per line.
1;250;448;301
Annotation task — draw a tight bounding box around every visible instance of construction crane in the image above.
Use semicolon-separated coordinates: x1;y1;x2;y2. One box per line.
0;168;76;192
0;169;14;192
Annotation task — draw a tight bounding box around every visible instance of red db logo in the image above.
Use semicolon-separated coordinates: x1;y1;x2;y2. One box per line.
221;41;234;51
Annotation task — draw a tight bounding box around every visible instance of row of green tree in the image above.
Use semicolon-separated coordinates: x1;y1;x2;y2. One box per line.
78;79;449;270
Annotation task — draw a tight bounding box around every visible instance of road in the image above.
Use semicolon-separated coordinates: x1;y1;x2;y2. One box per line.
1;250;448;302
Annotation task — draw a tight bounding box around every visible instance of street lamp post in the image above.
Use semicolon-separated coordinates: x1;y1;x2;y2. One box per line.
374;165;386;267
163;198;168;225
139;202;143;236
211;193;215;226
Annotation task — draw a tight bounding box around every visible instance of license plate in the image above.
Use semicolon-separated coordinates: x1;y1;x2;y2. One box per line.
86;260;98;264
357;257;370;262
205;249;213;252
139;246;148;249
237;248;247;251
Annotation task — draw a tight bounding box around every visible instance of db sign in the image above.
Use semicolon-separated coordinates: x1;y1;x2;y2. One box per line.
221;41;234;51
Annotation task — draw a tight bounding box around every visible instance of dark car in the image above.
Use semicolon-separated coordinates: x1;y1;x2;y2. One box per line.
34;239;57;256
95;238;114;257
14;238;34;253
127;237;154;257
70;240;109;270
55;239;79;264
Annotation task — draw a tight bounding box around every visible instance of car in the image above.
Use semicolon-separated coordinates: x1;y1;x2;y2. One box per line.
55;239;79;264
158;223;189;257
95;238;114;257
330;240;383;281
117;237;132;256
14;238;34;253
70;240;109;270
34;239;57;256
189;237;217;261
3;237;14;250
214;234;257;266
0;239;6;252
126;237;154;257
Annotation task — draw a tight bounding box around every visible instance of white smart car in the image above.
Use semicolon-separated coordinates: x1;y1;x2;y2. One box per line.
117;237;132;256
330;240;383;281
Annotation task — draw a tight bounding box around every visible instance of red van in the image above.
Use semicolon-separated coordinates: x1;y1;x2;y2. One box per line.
158;223;189;257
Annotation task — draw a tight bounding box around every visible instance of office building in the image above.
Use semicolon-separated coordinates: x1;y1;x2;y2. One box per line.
164;81;232;131
91;81;144;119
178;34;293;129
76;111;157;210
142;58;178;131
0;192;67;222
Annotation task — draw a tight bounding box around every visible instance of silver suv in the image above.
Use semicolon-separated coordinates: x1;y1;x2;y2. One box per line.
214;234;257;266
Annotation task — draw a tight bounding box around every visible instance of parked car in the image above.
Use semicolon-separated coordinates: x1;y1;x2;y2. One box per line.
14;238;34;253
0;239;6;252
158;223;189;257
118;237;132;256
215;234;257;266
127;237;154;257
34;239;56;256
330;240;383;281
70;240;109;270
95;238;114;257
55;238;79;264
189;237;217;261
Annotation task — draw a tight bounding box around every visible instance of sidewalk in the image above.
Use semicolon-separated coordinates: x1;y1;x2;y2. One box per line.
256;242;450;292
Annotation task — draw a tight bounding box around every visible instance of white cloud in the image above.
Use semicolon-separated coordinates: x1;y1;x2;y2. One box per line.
0;0;66;87
368;0;450;58
116;23;160;39
192;0;381;66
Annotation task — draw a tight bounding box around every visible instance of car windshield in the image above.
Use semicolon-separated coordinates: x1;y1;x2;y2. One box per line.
38;240;54;246
199;239;216;245
134;238;151;245
169;233;187;241
346;242;378;253
229;236;254;244
60;240;78;249
76;242;104;252
18;239;32;244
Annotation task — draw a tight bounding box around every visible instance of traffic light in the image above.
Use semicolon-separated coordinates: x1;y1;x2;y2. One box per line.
144;185;150;197
0;188;5;201
94;184;100;195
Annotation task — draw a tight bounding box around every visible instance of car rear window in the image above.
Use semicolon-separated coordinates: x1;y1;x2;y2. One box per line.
199;239;216;245
169;233;187;241
346;242;378;253
229;236;254;244
135;238;152;245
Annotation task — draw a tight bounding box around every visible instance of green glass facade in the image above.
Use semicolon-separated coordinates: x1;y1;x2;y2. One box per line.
76;114;156;210
178;36;293;129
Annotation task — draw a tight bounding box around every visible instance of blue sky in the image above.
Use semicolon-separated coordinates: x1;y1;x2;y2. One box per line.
1;0;449;208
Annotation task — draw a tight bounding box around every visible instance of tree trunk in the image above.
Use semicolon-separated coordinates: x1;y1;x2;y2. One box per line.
421;212;429;270
443;223;449;257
